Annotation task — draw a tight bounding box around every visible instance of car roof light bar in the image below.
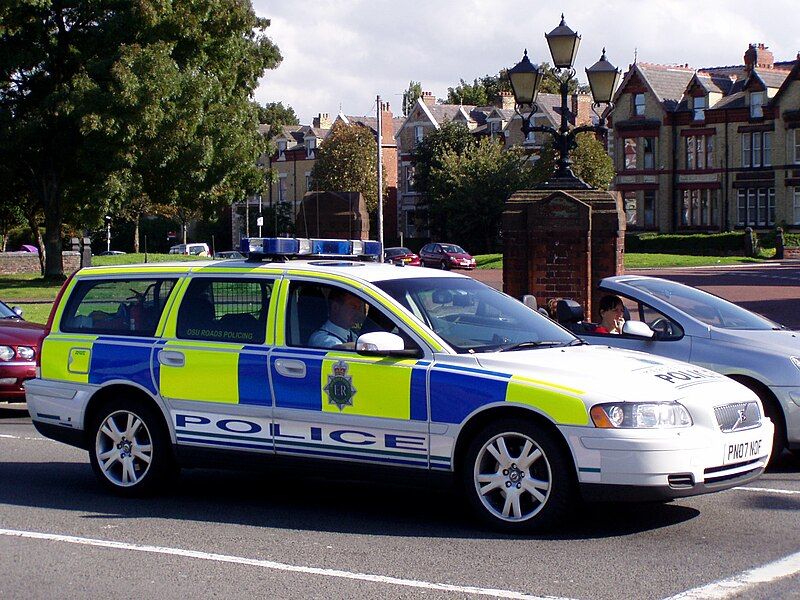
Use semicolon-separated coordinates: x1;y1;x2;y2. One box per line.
241;237;382;262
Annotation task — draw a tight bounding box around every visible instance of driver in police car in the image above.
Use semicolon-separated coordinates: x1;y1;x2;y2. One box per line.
309;288;367;349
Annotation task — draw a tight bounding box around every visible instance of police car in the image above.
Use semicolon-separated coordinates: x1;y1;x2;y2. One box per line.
25;238;774;532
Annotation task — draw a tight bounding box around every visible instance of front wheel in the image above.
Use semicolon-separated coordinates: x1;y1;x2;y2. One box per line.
440;260;449;270
88;398;175;495
460;419;576;532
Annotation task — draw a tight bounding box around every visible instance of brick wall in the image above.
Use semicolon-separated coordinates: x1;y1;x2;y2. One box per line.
0;251;81;275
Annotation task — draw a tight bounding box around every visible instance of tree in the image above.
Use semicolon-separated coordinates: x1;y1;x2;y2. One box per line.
0;1;281;278
402;81;423;116
534;133;615;190
257;101;299;134
410;122;476;239
427;138;537;253
310;122;386;213
446;78;489;106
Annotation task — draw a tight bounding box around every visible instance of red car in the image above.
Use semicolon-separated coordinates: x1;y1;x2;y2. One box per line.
0;301;45;403
419;242;476;270
384;246;421;266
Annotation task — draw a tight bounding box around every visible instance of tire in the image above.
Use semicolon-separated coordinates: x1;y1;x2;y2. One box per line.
88;397;175;495
440;260;449;270
460;418;576;533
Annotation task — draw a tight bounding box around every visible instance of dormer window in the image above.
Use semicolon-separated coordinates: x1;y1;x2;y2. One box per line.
633;93;646;116
750;92;764;119
489;120;502;139
277;140;287;160
693;96;706;121
414;125;425;145
305;137;316;158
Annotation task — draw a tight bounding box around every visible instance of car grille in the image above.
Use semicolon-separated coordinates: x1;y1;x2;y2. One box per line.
714;401;761;432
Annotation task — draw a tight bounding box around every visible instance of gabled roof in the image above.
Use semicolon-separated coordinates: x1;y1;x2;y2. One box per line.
636;63;696;111
772;58;800;105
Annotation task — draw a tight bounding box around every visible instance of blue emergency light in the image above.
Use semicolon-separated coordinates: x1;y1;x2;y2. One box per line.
240;237;382;261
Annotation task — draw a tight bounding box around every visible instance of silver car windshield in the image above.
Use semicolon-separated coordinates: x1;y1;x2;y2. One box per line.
624;278;779;330
375;277;576;353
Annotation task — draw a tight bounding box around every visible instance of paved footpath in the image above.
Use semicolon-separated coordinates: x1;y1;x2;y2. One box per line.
469;260;800;329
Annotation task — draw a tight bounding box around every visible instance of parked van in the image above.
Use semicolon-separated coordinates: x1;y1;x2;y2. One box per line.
168;243;209;256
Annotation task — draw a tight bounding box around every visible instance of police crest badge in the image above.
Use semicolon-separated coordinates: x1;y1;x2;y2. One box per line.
324;360;356;410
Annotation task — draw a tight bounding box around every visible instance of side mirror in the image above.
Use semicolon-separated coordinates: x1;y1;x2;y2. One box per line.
431;290;453;304
522;294;538;310
12;306;23;317
356;332;420;357
622;320;655;339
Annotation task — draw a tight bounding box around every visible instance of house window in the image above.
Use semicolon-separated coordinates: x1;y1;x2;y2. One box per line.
633;93;646;116
404;166;415;193
737;188;775;226
643;137;655;169
794;130;800;164
305;172;312;193
489;121;502;138
742;132;767;168
525;130;536;144
278;176;287;203
794;188;800;225
693;96;706;121
643;190;656;228
277;140;287;160
686;137;695;170
750;92;764;119
624;192;637;226
706;136;714;168
681;189;717;227
623;138;637;170
414;125;425;145
305;137;316;158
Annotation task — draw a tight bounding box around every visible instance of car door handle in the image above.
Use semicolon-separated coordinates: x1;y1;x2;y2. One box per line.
158;350;185;367
275;358;306;378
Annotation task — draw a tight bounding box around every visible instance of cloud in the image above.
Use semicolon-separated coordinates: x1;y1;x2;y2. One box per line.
253;0;800;123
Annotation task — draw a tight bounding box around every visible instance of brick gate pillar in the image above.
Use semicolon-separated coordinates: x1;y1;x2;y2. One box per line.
502;189;625;319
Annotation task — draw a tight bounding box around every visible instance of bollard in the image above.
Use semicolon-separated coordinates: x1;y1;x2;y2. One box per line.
81;237;92;267
775;227;784;260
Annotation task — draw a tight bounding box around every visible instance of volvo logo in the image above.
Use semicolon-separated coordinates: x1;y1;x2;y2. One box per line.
732;408;748;430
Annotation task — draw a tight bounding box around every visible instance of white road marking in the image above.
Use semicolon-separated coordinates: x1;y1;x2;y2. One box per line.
0;433;49;441
734;486;800;496
0;528;571;600
663;549;800;599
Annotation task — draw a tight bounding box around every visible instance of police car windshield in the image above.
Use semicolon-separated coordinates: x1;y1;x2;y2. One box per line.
374;277;575;353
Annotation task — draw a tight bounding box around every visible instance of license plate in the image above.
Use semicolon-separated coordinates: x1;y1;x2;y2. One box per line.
403;258;411;263
723;435;763;464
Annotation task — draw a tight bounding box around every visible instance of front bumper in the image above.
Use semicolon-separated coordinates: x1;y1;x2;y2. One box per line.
0;362;36;401
564;418;774;502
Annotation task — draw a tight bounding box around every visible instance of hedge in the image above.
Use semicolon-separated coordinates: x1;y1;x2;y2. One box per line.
625;232;746;255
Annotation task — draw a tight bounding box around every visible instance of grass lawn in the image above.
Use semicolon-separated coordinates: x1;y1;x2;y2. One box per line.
475;252;769;270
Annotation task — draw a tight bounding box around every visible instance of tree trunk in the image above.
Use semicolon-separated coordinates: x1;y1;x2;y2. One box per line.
133;215;140;253
40;173;65;280
26;213;45;275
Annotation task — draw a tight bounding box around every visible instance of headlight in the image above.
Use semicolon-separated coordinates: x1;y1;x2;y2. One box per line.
0;346;14;361
591;402;692;428
791;356;800;371
17;346;35;360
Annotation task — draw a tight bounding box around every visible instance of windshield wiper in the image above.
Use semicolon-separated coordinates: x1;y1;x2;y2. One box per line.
496;340;565;352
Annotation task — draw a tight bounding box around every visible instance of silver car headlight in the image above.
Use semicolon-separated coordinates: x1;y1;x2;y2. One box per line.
591;402;692;429
791;356;800;372
16;346;35;361
0;346;14;361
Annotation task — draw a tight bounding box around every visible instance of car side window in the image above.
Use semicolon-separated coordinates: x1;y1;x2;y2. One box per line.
286;281;417;350
176;278;272;344
60;278;178;336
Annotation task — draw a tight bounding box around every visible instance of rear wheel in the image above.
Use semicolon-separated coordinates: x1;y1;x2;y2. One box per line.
88;397;175;495
460;418;576;533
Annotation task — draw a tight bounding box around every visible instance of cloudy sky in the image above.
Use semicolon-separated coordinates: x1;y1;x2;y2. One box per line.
251;0;799;124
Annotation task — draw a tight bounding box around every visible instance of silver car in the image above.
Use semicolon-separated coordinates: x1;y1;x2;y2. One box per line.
571;275;799;462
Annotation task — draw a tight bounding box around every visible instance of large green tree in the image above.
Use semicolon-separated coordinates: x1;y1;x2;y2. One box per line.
427;138;538;253
402;81;423;116
310;122;386;213
445;67;583;106
257;101;299;133
0;1;281;278
534;133;615;190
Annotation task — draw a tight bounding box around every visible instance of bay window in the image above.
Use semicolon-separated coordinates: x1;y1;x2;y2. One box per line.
681;189;718;227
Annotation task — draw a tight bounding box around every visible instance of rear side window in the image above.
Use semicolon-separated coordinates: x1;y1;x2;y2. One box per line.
176;278;272;345
60;278;178;337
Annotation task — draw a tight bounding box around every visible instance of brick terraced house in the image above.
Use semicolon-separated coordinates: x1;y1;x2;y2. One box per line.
609;44;800;233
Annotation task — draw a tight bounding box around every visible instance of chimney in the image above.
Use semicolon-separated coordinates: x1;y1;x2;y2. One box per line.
380;101;394;142
495;91;515;110
571;93;593;126
313;113;332;129
744;43;775;71
421;91;436;107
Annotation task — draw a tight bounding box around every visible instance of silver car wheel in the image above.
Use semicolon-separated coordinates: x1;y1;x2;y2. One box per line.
95;410;153;487
473;431;552;522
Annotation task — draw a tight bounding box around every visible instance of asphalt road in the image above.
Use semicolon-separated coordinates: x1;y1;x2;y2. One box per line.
1;403;799;600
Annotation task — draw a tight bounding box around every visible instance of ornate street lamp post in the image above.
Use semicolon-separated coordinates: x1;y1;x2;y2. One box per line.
508;15;621;189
